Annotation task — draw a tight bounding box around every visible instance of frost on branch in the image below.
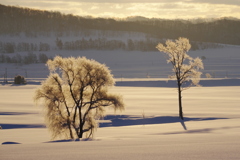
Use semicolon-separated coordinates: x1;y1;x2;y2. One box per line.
156;37;204;120
156;37;204;89
34;56;124;139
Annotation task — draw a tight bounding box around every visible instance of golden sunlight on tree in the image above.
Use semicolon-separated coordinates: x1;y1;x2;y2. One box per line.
34;56;124;140
156;37;204;120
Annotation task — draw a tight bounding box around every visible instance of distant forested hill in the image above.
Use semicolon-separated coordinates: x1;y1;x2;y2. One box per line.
0;4;240;45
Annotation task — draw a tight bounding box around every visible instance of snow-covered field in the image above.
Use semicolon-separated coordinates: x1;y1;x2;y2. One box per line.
1;31;240;79
1;45;240;159
1;45;240;79
1;83;240;159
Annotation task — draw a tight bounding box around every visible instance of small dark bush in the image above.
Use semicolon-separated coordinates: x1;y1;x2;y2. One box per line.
14;75;26;84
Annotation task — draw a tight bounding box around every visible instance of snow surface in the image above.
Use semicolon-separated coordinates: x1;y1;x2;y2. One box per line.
0;81;240;159
1;45;240;159
1;46;240;80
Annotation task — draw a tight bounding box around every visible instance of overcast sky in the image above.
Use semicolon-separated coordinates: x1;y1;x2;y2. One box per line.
1;0;240;19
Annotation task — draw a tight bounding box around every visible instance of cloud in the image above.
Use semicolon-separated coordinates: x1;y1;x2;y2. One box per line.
110;4;124;9
1;0;240;19
188;0;240;6
46;0;240;6
90;5;99;10
4;0;239;5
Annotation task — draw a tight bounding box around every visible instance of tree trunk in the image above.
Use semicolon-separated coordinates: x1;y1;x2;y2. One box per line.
67;119;74;139
177;81;184;120
78;122;84;139
78;131;83;139
78;106;83;139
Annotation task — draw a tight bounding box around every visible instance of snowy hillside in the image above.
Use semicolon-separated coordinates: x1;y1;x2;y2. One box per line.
1;45;240;80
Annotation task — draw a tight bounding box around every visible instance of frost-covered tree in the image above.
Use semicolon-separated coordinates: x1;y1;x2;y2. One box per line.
205;73;212;78
156;37;204;120
34;56;124;139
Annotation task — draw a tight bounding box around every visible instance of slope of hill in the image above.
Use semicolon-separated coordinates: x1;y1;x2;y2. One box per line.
0;4;240;45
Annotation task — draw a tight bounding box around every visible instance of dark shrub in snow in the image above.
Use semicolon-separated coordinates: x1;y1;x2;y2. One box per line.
14;75;26;84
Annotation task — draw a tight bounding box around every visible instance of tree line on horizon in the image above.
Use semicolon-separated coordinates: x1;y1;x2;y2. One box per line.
0;4;240;45
0;37;223;54
0;41;50;53
0;52;49;64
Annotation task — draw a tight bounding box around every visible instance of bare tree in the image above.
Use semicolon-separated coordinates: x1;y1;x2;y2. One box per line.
156;37;204;120
34;56;124;140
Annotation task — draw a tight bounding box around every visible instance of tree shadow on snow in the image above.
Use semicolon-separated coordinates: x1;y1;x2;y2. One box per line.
99;115;228;131
2;141;21;145
0;112;36;115
0;124;45;129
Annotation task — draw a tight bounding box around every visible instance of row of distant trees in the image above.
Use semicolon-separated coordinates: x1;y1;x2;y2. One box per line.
190;42;224;50
0;52;49;64
0;38;160;53
1;4;240;45
61;38;223;51
0;42;50;53
56;38;162;51
0;38;223;54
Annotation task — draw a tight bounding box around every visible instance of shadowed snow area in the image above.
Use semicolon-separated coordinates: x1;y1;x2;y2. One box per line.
100;115;228;129
2;141;21;145
1;124;45;129
0;112;34;115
